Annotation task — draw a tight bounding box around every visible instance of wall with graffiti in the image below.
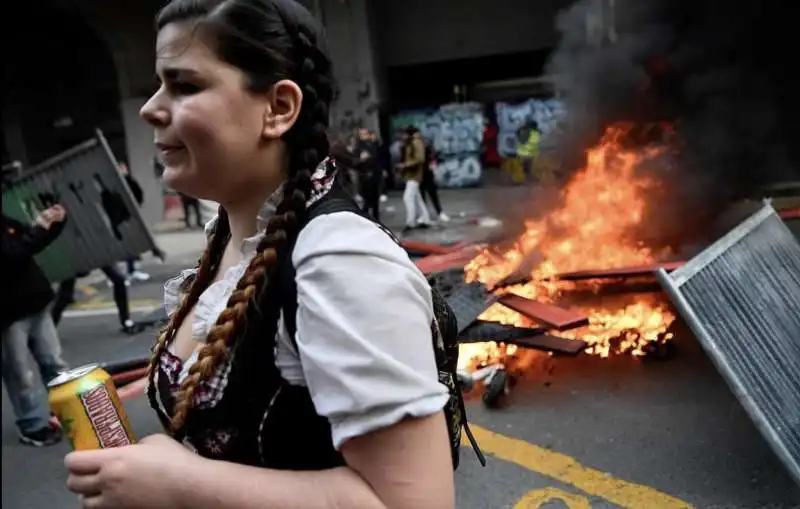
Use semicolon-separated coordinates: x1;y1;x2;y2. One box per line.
391;102;485;188
390;98;565;187
495;98;565;184
495;98;564;157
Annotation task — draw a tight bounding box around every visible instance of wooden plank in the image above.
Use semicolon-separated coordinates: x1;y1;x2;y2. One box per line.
415;246;480;275
506;334;587;355
458;321;546;342
556;260;685;281
401;239;464;256
498;294;589;330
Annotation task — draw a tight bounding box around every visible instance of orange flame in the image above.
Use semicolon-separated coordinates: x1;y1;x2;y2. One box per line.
461;123;677;367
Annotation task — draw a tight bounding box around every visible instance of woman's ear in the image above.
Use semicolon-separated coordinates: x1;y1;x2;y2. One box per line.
262;79;303;139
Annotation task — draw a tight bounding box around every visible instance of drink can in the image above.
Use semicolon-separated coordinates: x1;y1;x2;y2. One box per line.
47;364;136;450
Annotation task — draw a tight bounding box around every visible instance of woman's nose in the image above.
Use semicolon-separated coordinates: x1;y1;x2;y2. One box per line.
140;91;170;127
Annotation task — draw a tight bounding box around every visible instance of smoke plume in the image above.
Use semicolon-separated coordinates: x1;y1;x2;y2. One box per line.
545;0;799;246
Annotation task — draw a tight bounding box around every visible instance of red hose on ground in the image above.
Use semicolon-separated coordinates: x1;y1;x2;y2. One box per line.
779;208;800;220
111;367;148;386
118;377;148;401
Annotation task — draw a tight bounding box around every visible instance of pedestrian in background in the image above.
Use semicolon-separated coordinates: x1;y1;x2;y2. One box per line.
516;121;541;182
356;127;383;221
179;192;204;229
420;137;449;223
1;205;69;446
397;127;432;232
118;161;151;282
389;131;404;185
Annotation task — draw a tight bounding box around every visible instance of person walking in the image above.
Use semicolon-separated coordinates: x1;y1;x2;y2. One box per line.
118;161;151;282
179;192;204;229
419;138;449;223
65;3;457;506
1;206;69;446
516;121;541;182
51;264;136;334
356;127;382;221
397;127;432;232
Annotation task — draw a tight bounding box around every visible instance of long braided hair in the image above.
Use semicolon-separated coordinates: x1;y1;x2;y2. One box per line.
145;0;334;433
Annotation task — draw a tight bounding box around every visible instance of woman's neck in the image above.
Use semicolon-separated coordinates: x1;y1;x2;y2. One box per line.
219;153;290;249
225;202;261;250
223;185;275;249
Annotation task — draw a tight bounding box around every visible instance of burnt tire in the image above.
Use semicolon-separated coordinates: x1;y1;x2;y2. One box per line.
482;369;509;409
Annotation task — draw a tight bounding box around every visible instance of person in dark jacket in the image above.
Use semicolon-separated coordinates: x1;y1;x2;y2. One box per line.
1;206;69;446
419;138;449;223
355;127;383;221
118;161;151;281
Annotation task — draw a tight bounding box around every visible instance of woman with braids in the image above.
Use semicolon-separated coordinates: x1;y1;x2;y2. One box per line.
63;1;456;508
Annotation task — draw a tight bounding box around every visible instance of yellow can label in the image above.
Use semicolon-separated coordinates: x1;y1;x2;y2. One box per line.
49;366;136;450
79;383;134;448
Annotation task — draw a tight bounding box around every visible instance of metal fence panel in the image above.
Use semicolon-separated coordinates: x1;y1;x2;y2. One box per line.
2;132;157;283
656;203;800;486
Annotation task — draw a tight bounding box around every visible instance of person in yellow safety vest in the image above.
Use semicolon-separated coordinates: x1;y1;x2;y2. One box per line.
516;122;541;182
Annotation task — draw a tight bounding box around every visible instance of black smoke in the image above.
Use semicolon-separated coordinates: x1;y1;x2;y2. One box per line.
545;0;799;247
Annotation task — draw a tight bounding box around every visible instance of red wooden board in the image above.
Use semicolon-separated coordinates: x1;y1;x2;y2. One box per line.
402;239;464;255
556;261;685;281
498;294;589;330
507;334;586;355
415;246;480;275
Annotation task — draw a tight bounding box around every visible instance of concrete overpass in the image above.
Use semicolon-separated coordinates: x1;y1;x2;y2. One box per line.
2;0;564;225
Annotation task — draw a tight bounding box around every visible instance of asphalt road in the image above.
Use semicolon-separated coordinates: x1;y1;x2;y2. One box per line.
4;214;800;508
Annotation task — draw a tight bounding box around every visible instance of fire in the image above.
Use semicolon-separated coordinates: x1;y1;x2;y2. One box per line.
461;123;677;366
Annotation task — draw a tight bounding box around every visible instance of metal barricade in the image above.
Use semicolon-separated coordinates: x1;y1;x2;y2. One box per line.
2;130;158;283
656;202;800;486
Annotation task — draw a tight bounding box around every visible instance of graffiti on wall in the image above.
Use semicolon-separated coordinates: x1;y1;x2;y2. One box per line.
494;98;565;183
495;98;564;158
391;102;485;188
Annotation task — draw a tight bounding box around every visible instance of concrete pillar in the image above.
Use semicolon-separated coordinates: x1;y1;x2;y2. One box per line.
64;0;164;227
2;92;30;167
320;0;385;138
120;97;161;226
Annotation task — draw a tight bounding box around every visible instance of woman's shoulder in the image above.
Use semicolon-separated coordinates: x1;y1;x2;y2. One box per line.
292;211;415;269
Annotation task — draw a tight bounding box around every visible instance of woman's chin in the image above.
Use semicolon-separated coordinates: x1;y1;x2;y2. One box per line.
162;168;193;193
163;170;218;202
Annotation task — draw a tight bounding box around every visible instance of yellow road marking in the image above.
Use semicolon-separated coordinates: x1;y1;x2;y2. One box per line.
515;487;591;508
464;425;694;509
69;298;161;311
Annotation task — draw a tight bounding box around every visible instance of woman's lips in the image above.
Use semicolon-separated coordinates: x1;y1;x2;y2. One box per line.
155;142;186;163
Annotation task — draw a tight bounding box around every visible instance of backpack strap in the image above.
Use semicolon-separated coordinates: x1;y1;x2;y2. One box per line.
278;186;370;347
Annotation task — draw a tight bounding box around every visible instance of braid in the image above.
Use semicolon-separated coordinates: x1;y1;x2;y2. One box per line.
146;207;230;429
168;20;334;432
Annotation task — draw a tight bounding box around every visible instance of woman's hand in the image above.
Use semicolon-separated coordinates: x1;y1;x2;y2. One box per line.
65;434;197;509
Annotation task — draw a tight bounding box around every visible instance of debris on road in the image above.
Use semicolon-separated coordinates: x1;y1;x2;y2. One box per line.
554;260;685;282
497;294;589;331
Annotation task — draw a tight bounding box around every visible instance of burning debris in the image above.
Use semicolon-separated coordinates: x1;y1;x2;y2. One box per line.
450;0;800;397
424;0;800;407
462;125;679;364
